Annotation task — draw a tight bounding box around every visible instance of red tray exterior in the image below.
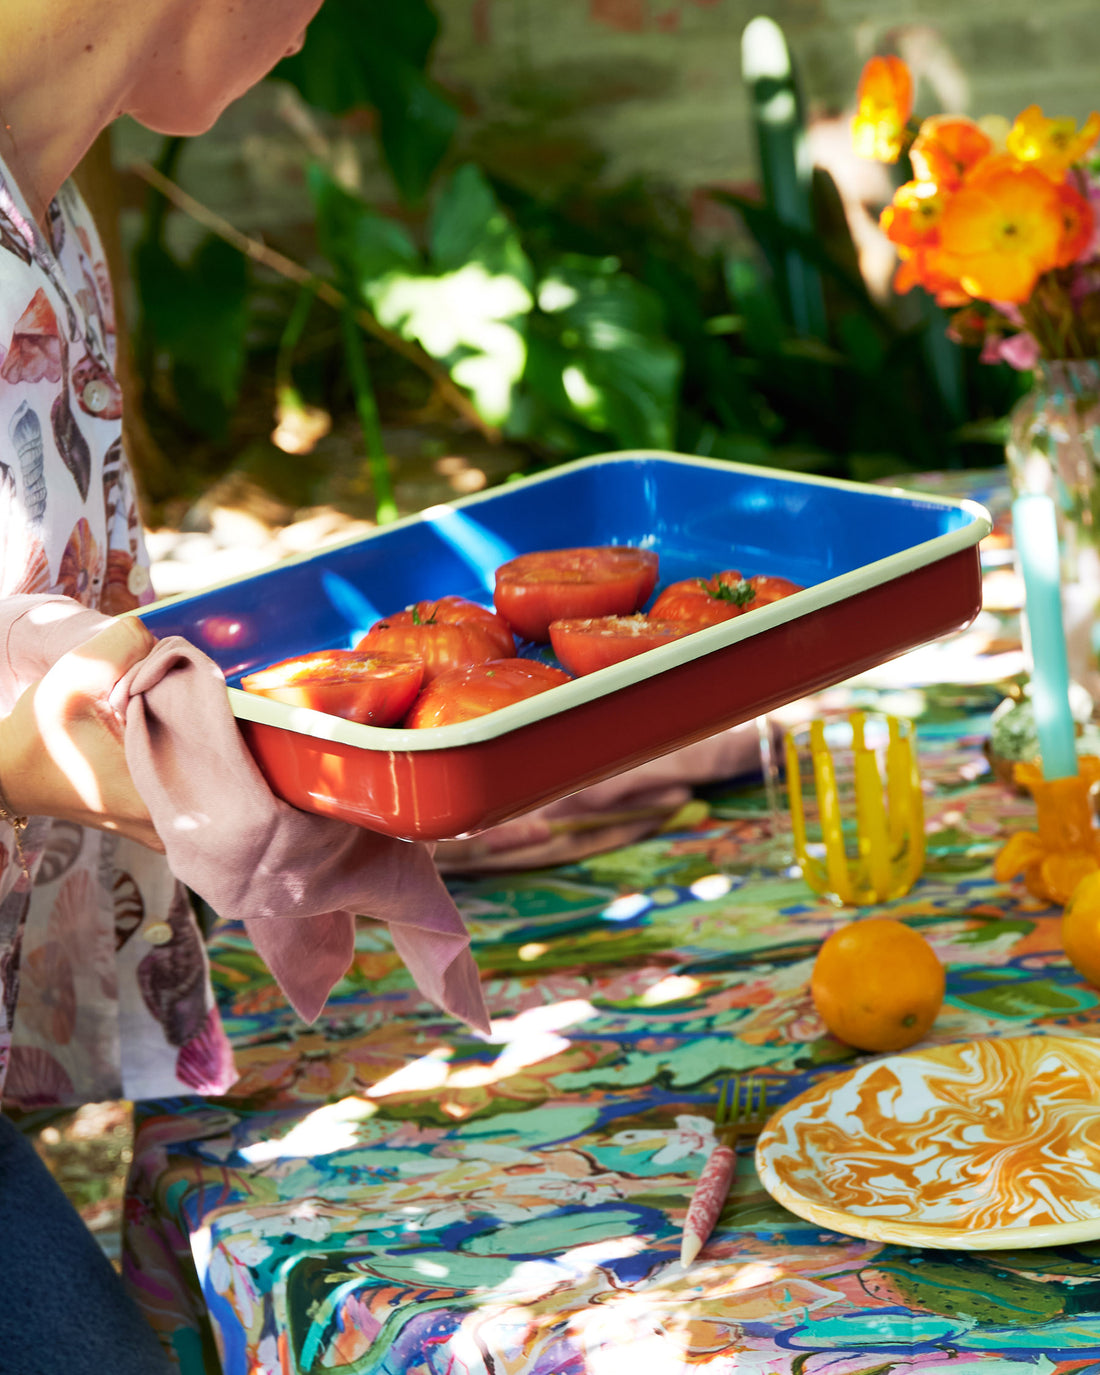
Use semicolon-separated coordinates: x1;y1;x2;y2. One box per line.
238;546;981;841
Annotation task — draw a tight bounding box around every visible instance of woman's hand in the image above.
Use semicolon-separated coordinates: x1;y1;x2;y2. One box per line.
0;616;164;851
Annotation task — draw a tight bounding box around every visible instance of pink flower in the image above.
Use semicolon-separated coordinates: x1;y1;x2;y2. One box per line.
991;301;1026;328
980;332;1006;364
997;330;1043;370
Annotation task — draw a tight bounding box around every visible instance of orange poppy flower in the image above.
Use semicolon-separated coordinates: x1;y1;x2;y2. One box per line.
881;181;970;303
893;249;969;306
937;162;1065;303
1006;105;1100;179
881;180;947;252
1053;178;1095;266
909;116;993;189
851;55;913;162
892;257;924;295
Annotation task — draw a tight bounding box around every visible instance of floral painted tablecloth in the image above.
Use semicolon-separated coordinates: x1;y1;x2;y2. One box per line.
124;470;1100;1375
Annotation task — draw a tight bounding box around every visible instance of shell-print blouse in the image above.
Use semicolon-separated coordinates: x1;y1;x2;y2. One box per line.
0;155;235;1108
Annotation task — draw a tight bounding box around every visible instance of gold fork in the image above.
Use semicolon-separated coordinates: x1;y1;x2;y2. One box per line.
680;1077;771;1267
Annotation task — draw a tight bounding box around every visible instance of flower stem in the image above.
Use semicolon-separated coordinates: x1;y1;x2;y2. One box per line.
339;306;398;526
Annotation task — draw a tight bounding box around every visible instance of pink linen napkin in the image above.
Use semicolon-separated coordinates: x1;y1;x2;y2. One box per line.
0;596;490;1032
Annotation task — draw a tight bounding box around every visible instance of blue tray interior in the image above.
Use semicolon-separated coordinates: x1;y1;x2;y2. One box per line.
140;456;976;681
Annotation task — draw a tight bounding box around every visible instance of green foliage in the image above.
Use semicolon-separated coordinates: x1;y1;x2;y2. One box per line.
741;16;825;340
704;173;1024;473
338;302;398;524
130;0;1024;510
134;231;249;440
310;161;534;427
275;0;456;203
308;160;680;449
516;255;681;451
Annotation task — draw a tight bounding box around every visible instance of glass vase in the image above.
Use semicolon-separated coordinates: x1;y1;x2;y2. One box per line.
1006;359;1100;700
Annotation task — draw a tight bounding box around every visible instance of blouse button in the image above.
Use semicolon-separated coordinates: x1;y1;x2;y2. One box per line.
82;378;111;414
143;921;173;946
128;565;151;596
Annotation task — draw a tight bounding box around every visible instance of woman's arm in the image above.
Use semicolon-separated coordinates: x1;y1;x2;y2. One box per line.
0;615;163;851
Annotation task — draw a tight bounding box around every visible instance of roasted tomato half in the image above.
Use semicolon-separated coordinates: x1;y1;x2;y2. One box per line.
356;595;515;684
649;569;754;626
404;658;572;728
494;546;659;643
651;569;804;623
240;650;424;726
548;615;697;676
742;574;804;606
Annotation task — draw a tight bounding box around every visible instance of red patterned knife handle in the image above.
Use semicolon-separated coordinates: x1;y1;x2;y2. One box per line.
680;1143;736;1267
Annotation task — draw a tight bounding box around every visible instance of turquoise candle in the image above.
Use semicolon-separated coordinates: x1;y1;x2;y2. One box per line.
1012;492;1078;780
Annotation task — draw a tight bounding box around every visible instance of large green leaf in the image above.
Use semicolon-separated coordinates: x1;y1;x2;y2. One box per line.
374;263;532;423
916;293;967;428
382;170;533;424
836;311;887;376
357;1;440;71
274;2;370;114
713;190;889;324
276;0;457;202
724;254;787;357
740;16;825;339
429;164;534;287
312;163;533;426
134;235;249;438
308;163;418;290
364;53;458;204
518;254;682;450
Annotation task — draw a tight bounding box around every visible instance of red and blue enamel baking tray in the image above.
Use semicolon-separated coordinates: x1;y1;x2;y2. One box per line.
138;451;991;840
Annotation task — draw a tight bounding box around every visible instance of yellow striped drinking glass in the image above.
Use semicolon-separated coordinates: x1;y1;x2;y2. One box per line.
785;711;925;906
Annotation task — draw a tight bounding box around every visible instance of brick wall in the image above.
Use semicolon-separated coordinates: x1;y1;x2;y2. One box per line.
429;0;1100;194
111;0;1100;248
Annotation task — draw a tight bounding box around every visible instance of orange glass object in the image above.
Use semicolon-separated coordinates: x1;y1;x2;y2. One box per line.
994;756;1100;905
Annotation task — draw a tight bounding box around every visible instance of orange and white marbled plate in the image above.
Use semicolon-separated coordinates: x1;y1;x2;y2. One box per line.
755;1034;1100;1249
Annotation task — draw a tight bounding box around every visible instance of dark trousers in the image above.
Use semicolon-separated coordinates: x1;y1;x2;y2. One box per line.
0;1112;174;1375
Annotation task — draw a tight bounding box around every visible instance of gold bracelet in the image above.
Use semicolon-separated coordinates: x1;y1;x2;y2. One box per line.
0;778;29;881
